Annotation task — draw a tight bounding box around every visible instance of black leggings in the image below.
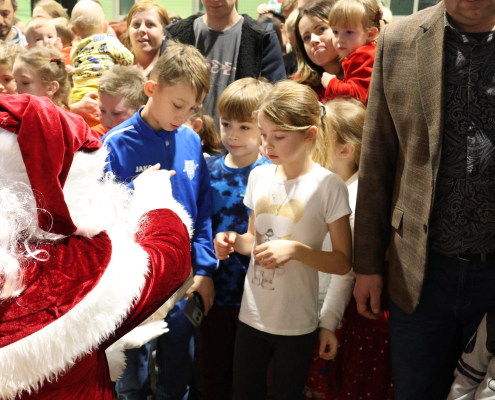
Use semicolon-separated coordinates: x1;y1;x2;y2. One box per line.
232;321;318;400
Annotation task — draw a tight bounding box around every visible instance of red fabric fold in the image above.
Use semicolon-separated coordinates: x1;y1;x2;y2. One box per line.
0;94;101;235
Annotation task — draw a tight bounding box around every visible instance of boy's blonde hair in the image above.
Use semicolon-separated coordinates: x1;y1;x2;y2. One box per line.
24;17;56;42
325;98;365;168
71;0;106;38
16;47;70;109
150;40;210;103
256;80;331;165
328;0;382;30
52;17;75;47
34;0;70;20
218;77;271;123
0;42;25;69
98;65;148;111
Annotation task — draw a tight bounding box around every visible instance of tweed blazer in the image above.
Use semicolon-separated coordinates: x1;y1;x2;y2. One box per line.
354;2;446;314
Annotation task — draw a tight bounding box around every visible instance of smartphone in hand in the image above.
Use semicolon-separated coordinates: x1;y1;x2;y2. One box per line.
183;291;205;327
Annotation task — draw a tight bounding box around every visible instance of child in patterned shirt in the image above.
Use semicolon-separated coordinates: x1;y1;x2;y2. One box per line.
202;77;272;400
69;0;133;104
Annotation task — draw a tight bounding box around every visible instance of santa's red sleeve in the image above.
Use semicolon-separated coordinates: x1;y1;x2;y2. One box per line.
324;42;376;104
0;208;191;400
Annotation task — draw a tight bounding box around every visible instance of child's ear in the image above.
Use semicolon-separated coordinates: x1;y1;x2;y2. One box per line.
340;143;355;159
71;26;78;36
305;126;318;143
368;27;379;41
46;80;60;97
192;118;202;133
144;80;157;97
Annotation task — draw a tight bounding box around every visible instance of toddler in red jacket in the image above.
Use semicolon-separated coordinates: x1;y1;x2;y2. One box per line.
321;0;381;104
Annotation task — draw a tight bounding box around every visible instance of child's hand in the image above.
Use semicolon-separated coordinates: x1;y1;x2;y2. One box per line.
253;241;296;269
321;72;336;89
319;328;338;360
185;275;215;316
70;91;99;123
214;231;237;260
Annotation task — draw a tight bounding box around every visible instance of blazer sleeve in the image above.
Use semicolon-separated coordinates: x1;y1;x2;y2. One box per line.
324;47;375;104
353;27;399;275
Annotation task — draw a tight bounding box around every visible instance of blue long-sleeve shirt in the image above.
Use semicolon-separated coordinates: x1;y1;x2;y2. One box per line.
102;109;217;277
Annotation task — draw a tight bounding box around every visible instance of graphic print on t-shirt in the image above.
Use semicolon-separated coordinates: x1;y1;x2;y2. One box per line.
253;196;303;290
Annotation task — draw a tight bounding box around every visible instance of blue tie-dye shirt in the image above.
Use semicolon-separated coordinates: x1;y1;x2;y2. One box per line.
206;154;271;307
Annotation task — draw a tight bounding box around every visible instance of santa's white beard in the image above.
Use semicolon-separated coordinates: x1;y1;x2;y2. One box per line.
0;129;142;300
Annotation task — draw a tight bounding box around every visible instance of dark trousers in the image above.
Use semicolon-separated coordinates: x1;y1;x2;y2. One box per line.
233;321;318;400
198;305;240;400
389;250;495;400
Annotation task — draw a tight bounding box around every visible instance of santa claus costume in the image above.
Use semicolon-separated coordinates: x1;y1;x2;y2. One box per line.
0;94;193;399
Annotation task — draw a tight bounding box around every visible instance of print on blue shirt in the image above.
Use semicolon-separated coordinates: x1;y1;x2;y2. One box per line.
206;154;271;307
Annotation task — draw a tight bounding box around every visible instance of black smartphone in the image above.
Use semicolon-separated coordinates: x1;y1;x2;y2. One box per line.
183;291;205;327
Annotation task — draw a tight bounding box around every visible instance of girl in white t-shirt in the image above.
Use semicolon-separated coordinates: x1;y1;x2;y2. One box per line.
214;80;352;400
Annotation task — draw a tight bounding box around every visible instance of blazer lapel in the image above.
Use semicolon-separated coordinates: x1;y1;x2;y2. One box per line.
416;2;445;178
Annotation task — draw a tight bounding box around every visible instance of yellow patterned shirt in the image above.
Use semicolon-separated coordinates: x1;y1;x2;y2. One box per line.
70;34;134;88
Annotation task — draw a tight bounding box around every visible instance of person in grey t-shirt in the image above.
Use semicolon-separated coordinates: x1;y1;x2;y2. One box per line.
164;0;286;127
194;15;243;126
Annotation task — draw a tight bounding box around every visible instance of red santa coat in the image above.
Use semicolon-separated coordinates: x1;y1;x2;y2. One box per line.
0;209;191;400
324;42;376;104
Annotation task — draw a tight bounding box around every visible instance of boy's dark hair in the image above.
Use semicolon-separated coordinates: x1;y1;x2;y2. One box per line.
98;65;148;111
150;40;211;102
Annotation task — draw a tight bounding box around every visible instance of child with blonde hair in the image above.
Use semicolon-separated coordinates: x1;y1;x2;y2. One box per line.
69;0;133;104
321;0;381;104
52;17;76;66
95;65;147;136
0;43;24;94
215;80;352;399
13;47;70;109
201;77;272;400
24;17;62;50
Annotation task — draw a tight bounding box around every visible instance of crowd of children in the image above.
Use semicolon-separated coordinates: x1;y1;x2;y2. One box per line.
4;0;488;399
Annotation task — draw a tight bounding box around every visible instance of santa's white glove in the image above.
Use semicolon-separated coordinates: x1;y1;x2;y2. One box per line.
120;319;169;349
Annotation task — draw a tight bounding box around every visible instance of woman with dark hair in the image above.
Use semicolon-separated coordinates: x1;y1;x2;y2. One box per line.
292;0;342;102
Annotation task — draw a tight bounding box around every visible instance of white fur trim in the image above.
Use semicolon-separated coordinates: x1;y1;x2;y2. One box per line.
0;232;150;399
132;170;193;238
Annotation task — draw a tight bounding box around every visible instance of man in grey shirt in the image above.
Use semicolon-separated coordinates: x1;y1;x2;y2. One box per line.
164;0;286;126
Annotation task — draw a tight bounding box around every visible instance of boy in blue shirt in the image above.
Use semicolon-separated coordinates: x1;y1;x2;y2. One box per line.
102;41;216;400
201;77;272;400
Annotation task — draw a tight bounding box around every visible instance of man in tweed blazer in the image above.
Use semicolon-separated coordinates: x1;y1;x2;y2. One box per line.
353;0;495;398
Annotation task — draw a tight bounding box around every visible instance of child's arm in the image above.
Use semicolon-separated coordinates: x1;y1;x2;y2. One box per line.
107;36;134;66
252;214;352;275
321;48;375;104
214;210;255;259
185;156;217;315
448;313;492;399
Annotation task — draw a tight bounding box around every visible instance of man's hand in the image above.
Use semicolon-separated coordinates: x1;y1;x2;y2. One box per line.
321;72;337;89
185;275;215;316
319;328;338;360
353;274;383;320
69;91;99;123
253;241;296;269
214;231;237;260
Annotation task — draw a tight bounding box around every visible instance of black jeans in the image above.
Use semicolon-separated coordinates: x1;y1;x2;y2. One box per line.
233;321;318;400
389;251;495;400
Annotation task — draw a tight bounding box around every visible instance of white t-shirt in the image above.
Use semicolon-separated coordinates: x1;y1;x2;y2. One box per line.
240;164;351;336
